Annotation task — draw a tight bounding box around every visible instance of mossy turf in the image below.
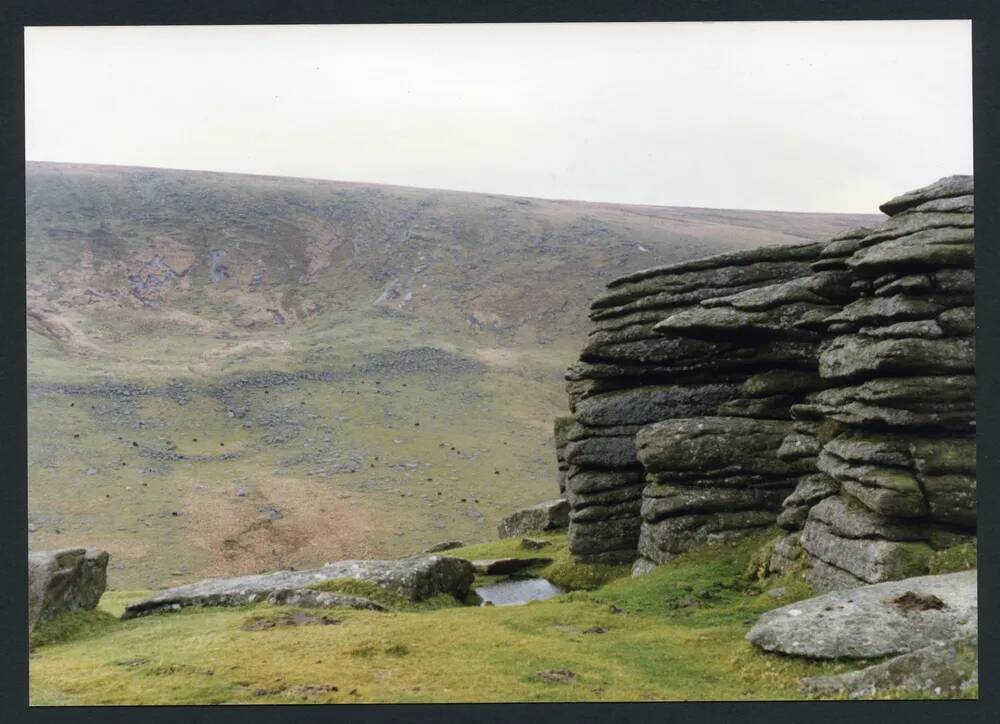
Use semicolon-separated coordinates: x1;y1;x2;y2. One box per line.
31;530;968;705
306;579;474;610
927;541;977;575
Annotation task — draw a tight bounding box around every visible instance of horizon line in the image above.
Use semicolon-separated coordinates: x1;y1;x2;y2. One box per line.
25;158;887;218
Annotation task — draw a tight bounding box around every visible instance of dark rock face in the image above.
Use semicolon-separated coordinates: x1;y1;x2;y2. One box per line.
635;417;800;563
553;416;573;494
121;555;475;618
497;499;569;539
560;238;831;565
28;548;109;630
555;176;975;583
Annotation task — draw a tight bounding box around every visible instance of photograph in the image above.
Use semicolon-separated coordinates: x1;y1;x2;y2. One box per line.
23;19;977;705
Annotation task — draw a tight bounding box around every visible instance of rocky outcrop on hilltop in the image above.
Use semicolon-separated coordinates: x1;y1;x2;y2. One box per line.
29;548;109;630
556;176;976;586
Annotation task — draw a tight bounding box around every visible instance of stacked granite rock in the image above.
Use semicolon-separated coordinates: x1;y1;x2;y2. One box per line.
773;176;976;591
563;243;836;564
557;175;975;586
629;241;865;568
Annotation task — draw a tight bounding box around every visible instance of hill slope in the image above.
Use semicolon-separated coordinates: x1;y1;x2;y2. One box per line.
26;162;880;588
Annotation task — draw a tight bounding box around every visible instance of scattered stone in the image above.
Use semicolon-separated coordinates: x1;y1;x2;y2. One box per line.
258;505;283;521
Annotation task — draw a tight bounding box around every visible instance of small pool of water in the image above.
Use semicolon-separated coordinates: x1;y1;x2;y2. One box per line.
475;578;564;606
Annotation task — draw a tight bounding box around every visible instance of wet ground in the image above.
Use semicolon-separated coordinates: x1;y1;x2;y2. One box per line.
475;577;564;606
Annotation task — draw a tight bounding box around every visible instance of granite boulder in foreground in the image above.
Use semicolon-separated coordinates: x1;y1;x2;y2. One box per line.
29;548;109;630
801;633;978;699
745;569;976;659
121;555;475;619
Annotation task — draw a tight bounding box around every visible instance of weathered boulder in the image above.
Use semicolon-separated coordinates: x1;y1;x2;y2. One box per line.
497;499;569;538
746;570;976;659
28;548;109;630
801;633;977;698
121;555;476;618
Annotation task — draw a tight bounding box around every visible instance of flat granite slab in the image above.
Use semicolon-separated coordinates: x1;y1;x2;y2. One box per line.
746;569;976;659
122;555;475;619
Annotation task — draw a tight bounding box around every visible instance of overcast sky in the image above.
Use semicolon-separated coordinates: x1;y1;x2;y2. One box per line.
25;21;971;213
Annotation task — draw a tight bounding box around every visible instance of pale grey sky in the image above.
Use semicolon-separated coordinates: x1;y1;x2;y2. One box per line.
25;21;972;213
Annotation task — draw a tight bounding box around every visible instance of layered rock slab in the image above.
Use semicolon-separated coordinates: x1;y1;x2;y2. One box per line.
122;555;475;618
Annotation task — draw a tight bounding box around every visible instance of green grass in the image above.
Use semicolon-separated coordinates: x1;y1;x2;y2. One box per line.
31;530;963;705
927;541;977;574
30;610;120;652
307;579;475;610
27;341;572;589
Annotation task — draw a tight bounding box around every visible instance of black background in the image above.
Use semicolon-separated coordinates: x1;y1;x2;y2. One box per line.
1;2;996;723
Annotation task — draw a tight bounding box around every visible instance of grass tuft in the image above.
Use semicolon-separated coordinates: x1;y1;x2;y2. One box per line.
927;541;977;575
306;579;466;611
30;609;121;651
